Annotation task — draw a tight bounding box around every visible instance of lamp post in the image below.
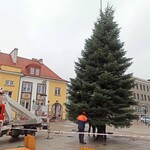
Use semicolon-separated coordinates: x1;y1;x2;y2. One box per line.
141;103;147;125
40;94;52;139
144;109;147;125
45;101;53;140
47;100;50;139
32;99;37;116
46;101;53;140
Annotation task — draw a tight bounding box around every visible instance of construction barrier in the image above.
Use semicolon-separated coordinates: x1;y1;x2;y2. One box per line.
10;127;150;139
80;147;95;150
4;148;30;150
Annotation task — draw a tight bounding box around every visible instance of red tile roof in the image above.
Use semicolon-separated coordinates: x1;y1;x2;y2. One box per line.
0;52;66;82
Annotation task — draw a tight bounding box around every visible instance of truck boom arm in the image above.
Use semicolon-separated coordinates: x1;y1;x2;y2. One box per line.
0;94;42;124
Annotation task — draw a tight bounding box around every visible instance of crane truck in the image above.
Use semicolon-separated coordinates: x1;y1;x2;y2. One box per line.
0;91;43;138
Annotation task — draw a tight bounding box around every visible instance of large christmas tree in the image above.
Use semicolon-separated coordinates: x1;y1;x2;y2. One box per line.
66;5;137;140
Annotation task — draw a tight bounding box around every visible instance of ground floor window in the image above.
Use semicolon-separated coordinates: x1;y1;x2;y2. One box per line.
4;91;12;98
20;99;31;110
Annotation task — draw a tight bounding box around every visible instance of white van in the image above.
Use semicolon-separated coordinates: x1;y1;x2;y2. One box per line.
140;116;150;123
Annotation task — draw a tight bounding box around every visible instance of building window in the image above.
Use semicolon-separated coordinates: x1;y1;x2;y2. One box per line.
148;96;150;101
140;84;142;90
143;85;145;91
5;80;14;86
133;93;136;99
35;68;40;75
141;94;143;100
30;67;35;75
37;84;46;94
136;84;138;89
30;67;40;76
55;87;61;95
144;95;147;101
22;82;32;92
20;99;30;110
147;86;149;92
137;93;139;100
4;91;12;97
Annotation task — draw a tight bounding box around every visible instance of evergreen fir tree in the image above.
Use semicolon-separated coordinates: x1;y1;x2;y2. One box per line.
66;5;137;140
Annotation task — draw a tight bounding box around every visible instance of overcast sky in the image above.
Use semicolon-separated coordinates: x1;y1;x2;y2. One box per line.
0;0;150;81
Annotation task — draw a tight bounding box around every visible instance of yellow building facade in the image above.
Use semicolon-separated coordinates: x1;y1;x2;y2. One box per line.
0;65;22;100
48;80;67;119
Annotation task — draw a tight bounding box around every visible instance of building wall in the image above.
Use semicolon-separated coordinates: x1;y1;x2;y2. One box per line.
132;77;150;115
0;65;21;73
18;76;49;111
48;80;67;119
18;77;67;119
0;65;21;100
0;55;67;120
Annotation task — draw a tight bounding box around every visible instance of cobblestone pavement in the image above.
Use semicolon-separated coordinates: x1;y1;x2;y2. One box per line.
1;120;150;150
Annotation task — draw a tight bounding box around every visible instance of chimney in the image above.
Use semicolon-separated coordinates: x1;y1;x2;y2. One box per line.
39;59;43;64
10;48;18;64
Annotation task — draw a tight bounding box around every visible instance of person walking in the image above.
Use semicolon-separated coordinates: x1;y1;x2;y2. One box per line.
77;112;88;144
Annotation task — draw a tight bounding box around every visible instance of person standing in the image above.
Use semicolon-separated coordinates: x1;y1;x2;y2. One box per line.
77;112;88;144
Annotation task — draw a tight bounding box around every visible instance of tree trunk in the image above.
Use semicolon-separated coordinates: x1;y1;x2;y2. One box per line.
88;122;96;138
96;125;106;141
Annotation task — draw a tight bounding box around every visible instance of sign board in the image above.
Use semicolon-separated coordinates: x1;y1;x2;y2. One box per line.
32;105;48;112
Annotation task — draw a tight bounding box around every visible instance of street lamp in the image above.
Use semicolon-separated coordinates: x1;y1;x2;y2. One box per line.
47;100;50;139
142;103;147;125
144;109;147;125
45;101;53;140
40;94;52;139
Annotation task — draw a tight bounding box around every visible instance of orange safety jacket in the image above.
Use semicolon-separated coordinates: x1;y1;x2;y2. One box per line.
77;115;88;122
77;115;88;130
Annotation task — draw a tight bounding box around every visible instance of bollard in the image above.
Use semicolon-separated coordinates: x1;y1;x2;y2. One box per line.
24;134;36;150
4;135;35;150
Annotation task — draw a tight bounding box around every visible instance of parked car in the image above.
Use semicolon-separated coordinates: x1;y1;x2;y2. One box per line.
139;116;150;123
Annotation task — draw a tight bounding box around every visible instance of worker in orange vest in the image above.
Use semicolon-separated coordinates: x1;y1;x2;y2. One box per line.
77;112;88;144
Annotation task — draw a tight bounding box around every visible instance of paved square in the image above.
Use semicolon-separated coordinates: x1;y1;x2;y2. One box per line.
0;120;150;150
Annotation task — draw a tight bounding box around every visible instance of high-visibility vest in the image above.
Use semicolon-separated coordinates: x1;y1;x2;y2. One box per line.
77;115;88;122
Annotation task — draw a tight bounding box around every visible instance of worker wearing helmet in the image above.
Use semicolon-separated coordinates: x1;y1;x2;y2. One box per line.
0;87;4;95
77;112;88;144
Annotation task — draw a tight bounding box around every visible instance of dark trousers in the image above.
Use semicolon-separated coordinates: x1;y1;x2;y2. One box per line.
79;128;84;143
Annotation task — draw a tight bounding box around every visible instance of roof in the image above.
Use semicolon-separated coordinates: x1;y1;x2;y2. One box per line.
0;51;66;82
